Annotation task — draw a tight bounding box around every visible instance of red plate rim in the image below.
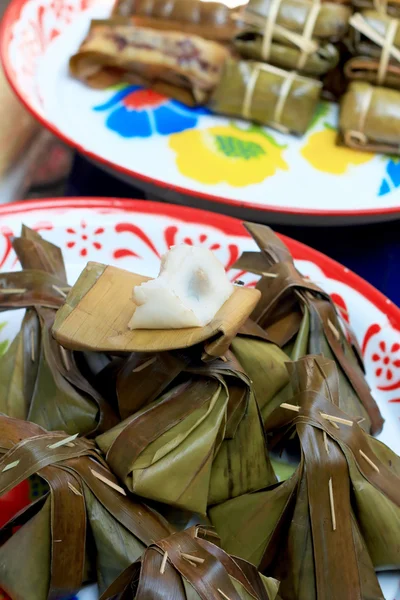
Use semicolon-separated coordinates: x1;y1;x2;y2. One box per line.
0;196;399;327
1;1;400;220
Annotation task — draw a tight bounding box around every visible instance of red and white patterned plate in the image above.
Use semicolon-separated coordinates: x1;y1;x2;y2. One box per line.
0;198;399;599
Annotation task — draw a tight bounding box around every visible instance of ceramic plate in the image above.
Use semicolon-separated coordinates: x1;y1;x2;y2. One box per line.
0;198;399;599
2;1;400;224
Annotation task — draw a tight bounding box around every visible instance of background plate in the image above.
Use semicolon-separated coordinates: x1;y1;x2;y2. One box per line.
0;198;399;599
2;0;400;224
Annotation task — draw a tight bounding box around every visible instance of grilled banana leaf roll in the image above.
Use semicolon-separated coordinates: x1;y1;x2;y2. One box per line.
340;81;400;154
70;20;229;105
111;0;239;42
208;59;321;134
0;415;173;600
96;352;276;515
232;222;383;434
210;356;400;600
100;525;280;600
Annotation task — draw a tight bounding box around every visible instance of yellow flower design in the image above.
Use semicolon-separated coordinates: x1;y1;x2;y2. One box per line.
301;127;374;175
169;125;288;187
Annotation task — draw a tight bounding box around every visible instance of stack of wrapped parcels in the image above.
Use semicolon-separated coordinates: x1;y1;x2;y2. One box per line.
70;0;353;135
0;224;399;600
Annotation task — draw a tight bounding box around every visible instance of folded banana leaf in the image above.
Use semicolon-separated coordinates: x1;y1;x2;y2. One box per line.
111;0;239;42
96;352;276;515
340;81;400;154
234;35;339;75
70;20;229;105
210;356;400;599
0;270;68;311
352;0;400;18
345;56;400;88
208;59;321;135
0;415;173;600
233;222;383;435
100;525;280;600
239;0;351;42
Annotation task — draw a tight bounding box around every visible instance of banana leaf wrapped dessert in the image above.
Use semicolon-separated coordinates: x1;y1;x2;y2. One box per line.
0;227;118;435
70;20;229;105
232;222;383;435
101;525;280;600
0;415;173;600
111;0;239;42
340;81;400;154
210;356;400;600
345;11;400;89
352;0;400;18
96;351;277;515
208;59;322;135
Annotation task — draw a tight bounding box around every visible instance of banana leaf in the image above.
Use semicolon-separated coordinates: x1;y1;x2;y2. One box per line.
210;356;400;599
234;35;339;75
345;56;400;89
0;270;68;311
239;0;351;42
100;525;280;600
111;0;239;42
340;81;400;154
233;222;383;434
97;353;276;515
13;224;67;281
352;0;400;18
208;59;321;135
0;415;173;600
70;20;229;105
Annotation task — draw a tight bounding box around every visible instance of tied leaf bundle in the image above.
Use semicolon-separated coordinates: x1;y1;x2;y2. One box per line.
208;59;321;135
352;0;400;18
100;525;280;600
340;81;400;154
96;351;276;515
69;20;229;105
0;415;173;600
111;0;239;42
232;222;383;435
0;227;118;435
345;11;400;89
210;356;400;600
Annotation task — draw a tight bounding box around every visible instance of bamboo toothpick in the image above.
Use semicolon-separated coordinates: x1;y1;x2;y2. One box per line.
357;417;366;425
48;433;79;449
327;319;341;341
30;328;35;363
320;412;353;427
59;346;71;371
359;449;380;473
160;551;168;574
0;288;27;294
323;430;330;455
68;482;83;496
262;272;279;278
280;403;301;412
2;460;20;472
328;477;336;531
52;284;67;298
132;356;157;373
218;589;232;600
180;553;205;565
90;468;127;496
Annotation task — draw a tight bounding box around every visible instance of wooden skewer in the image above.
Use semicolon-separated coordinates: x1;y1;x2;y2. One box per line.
180;553;205;565
328;477;336;531
218;589;232;600
0;288;27;294
90;468;127;496
52;284;67;298
323;430;330;455
30;329;35;363
68;482;83;496
280;403;300;412
160;551;168;575
2;460;20;472
48;433;78;449
359;449;380;473
181;554;197;567
327;319;341;341
59;346;71;371
262;272;279;278
320;412;353;427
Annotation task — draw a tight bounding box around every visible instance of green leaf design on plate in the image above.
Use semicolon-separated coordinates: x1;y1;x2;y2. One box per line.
215;135;266;160
229;121;287;149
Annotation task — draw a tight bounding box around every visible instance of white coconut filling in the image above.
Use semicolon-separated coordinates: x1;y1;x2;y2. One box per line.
129;244;234;329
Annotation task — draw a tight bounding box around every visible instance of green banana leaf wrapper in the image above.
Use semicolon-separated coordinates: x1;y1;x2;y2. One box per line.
239;0;352;42
111;0;239;42
208;59;322;135
345;56;400;89
0;227;118;435
233;222;383;435
96;352;276;515
352;0;400;18
234;35;339;75
100;525;280;600
210;356;400;599
70;20;229;105
340;81;400;154
0;415;173;600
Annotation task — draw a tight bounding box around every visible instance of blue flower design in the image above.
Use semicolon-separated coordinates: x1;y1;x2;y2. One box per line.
94;85;208;138
378;159;400;196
